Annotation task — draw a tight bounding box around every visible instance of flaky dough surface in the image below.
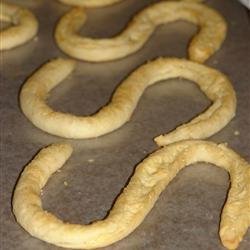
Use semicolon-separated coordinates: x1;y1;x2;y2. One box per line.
0;2;38;50
55;1;226;62
12;140;250;249
20;57;236;144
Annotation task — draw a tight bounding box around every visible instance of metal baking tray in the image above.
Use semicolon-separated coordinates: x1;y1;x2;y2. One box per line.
1;0;250;249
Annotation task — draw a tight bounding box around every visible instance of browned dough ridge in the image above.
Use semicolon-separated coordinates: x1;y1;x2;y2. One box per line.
12;141;250;249
55;1;226;62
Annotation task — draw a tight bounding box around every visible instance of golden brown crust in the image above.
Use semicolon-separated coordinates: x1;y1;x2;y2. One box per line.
20;57;236;143
55;1;227;62
0;2;39;50
12;140;250;249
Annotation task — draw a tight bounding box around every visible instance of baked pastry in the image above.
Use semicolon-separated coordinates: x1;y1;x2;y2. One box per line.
0;2;38;50
20;57;236;144
55;1;227;62
57;0;123;8
12;140;250;249
57;0;204;8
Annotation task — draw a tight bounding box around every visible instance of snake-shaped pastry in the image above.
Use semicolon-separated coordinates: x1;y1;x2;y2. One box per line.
55;1;227;62
57;0;203;8
12;140;250;249
20;57;236;144
0;2;39;50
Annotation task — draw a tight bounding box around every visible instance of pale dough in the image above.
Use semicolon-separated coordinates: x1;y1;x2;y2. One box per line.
0;2;39;50
20;57;236;144
12;140;250;249
57;0;203;8
57;0;123;8
55;1;227;62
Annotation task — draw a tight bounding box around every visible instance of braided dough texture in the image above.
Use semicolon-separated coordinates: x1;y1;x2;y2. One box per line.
12;140;250;249
20;57;236;144
57;0;203;8
55;1;227;62
0;2;38;50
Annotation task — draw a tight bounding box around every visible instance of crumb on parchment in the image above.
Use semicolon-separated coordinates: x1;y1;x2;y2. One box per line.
234;130;240;136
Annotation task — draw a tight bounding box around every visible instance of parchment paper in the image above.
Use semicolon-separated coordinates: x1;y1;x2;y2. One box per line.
1;0;250;249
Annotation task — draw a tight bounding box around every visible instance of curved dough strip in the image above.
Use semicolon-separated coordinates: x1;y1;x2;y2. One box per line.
20;57;236;144
0;2;39;50
55;1;227;62
57;0;203;8
57;0;123;8
12;141;250;249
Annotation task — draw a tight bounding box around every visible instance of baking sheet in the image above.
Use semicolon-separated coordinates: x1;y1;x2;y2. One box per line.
1;0;250;249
